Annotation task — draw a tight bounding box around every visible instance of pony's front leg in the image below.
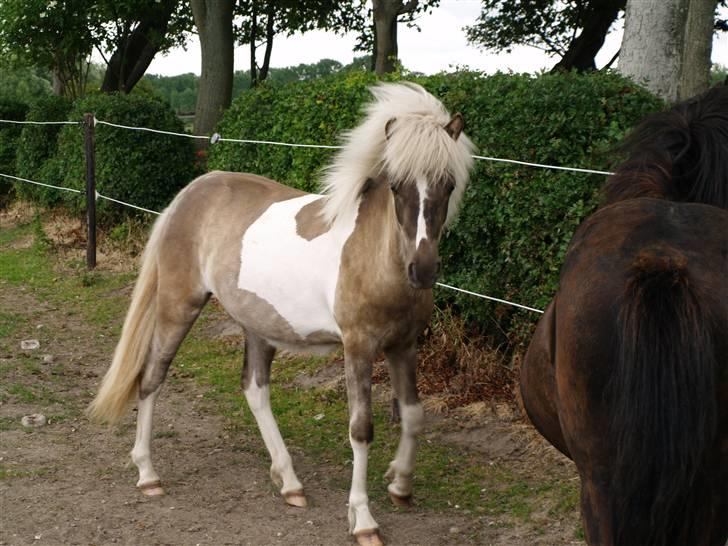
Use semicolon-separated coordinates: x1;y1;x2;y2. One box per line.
384;344;424;507
344;342;383;546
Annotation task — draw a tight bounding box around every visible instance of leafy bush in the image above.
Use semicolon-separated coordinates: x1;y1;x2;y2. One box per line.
209;70;662;346
424;71;663;344
0;97;29;204
209;69;380;192
51;92;195;220
14;94;73;205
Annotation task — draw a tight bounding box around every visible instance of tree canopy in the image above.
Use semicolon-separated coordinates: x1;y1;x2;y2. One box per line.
465;0;727;72
0;0;192;97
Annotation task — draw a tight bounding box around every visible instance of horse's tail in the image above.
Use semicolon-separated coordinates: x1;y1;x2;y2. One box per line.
87;211;168;424
610;248;717;545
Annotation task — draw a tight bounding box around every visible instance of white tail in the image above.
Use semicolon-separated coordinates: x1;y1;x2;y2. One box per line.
87;212;168;424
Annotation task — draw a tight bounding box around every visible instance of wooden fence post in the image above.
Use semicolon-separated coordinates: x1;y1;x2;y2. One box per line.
84;113;96;270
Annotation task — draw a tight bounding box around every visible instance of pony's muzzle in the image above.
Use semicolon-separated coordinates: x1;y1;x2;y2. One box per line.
407;259;441;289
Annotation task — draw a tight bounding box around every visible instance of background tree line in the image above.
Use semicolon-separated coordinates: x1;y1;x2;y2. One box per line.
2;1;725;126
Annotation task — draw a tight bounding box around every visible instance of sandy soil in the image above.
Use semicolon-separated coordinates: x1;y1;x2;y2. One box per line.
0;278;580;546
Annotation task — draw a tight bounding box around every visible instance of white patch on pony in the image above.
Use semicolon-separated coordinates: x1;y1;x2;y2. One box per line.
238;194;357;340
415;178;429;248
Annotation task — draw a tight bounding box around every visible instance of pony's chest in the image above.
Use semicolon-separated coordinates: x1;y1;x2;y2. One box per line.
237;194;354;339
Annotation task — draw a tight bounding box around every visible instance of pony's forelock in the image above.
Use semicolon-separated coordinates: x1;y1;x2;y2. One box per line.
320;82;475;226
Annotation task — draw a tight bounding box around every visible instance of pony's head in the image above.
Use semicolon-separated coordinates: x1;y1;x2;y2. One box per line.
320;82;475;288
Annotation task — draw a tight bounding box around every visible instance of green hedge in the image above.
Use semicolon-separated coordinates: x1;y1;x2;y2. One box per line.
209;69;381;192
0;97;29;204
210;70;663;345
49;92;196;220
14;95;73;206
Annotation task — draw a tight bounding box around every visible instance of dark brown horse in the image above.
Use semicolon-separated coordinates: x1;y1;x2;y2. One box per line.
521;85;728;546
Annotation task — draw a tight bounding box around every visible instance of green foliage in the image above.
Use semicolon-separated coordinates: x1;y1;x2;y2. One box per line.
0;97;29;204
210;69;662;345
423;71;663;344
14;95;73;205
209;69;380;192
464;0;621;57
0;66;53;102
144;59;349;115
48;92;195;220
711;64;728;86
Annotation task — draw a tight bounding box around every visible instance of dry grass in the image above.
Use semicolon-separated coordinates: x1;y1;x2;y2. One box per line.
372;306;520;413
417;306;518;409
27;208;150;273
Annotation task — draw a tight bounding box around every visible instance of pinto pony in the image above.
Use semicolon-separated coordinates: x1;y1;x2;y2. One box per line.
521;85;728;546
88;82;474;546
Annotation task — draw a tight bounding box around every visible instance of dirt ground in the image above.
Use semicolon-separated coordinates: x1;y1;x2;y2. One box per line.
0;214;581;546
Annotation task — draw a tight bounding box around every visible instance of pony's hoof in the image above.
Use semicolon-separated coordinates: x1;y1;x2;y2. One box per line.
354;529;384;546
138;480;164;496
388;491;413;508
283;489;308;508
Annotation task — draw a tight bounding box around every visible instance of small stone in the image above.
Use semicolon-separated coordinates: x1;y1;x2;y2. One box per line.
449;526;460;534
41;354;55;364
21;339;40;350
21;414;47;427
313;413;325;421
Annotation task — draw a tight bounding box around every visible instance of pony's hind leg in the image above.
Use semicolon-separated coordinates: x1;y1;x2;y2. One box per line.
383;343;423;507
242;331;306;507
131;291;208;496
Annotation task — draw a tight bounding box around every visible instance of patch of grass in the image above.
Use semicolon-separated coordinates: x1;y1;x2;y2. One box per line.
0;213;579;533
0;310;24;338
154;430;179;439
0;464;54;480
0;416;19;431
7;383;37;403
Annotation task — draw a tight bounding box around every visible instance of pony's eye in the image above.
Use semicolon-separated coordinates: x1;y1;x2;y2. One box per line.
446;183;455;194
390;185;398;195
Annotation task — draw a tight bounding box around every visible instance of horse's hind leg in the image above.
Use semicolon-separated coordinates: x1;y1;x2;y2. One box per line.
242;331;306;507
384;343;424;507
131;289;209;496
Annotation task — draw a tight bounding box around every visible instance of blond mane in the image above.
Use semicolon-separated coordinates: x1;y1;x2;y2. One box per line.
319;82;475;226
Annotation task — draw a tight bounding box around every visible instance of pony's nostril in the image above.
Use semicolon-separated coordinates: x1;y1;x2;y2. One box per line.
408;262;416;281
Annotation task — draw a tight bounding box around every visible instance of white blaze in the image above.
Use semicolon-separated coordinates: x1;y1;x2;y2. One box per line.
415;178;429;248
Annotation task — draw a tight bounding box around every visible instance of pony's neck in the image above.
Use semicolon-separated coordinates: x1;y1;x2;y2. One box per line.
350;178;414;296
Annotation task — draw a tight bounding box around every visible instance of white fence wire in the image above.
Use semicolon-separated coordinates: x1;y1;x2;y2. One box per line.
0;113;621;315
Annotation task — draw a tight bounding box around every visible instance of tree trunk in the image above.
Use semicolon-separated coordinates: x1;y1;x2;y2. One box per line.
678;0;717;99
52;68;66;97
101;0;177;93
258;3;276;83
372;0;418;76
250;0;258;88
191;0;235;139
551;0;625;72
619;0;717;102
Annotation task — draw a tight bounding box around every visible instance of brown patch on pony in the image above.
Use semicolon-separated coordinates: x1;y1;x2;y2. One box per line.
295;198;330;241
237;288;340;348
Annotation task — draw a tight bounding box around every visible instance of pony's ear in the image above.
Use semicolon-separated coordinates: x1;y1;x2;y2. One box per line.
444;113;464;141
385;117;397;140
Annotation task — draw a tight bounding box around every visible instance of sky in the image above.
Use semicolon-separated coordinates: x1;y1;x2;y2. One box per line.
147;0;728;77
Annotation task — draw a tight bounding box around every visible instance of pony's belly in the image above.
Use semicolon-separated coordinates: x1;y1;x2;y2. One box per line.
236;194;353;346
